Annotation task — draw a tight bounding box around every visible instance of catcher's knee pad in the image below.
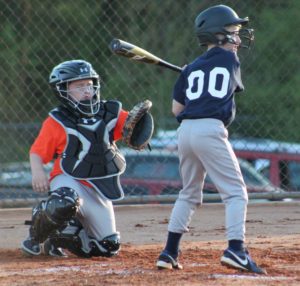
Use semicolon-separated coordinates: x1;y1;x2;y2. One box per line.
29;187;79;243
89;233;121;257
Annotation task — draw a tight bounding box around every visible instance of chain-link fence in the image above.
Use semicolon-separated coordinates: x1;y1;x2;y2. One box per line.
1;0;300;204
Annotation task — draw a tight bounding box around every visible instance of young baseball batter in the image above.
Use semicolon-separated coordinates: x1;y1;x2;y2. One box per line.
21;59;153;258
156;5;266;274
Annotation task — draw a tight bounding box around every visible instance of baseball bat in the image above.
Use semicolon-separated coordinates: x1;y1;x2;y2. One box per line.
109;39;182;73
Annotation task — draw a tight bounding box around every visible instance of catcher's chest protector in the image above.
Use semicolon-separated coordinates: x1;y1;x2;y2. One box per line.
49;101;126;200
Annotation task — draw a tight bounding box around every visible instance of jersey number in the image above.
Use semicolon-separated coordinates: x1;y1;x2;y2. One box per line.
186;67;230;100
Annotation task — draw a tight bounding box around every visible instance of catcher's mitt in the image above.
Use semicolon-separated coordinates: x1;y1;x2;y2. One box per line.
123;100;154;150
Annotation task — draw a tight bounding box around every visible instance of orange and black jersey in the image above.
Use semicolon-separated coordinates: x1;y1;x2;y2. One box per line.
30;109;128;181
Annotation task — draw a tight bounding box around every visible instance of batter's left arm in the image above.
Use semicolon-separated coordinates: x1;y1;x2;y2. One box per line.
172;99;185;117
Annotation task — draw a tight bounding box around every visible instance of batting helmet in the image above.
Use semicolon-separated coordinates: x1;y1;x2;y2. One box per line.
194;5;253;48
49;60;101;117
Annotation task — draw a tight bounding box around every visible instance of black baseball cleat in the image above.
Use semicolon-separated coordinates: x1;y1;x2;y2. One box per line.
44;239;68;257
156;251;183;270
221;248;267;274
21;237;41;256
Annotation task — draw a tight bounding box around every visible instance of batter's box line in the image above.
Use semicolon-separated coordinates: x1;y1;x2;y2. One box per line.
210;274;296;281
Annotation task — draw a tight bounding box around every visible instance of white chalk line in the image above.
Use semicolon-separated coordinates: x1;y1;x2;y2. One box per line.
0;262;296;282
0;263;153;278
211;274;295;281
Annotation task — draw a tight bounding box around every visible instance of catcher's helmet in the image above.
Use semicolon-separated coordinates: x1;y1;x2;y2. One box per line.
194;5;254;48
49;60;100;117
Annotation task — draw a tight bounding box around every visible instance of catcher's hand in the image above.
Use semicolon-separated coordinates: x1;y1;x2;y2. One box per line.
123;100;154;150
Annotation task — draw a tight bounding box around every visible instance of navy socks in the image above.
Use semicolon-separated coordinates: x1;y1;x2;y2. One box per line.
164;231;183;258
228;239;244;251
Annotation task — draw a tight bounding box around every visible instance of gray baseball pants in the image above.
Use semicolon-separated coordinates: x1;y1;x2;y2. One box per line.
168;118;248;241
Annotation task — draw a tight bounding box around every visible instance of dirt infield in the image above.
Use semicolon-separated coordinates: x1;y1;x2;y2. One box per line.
0;202;300;285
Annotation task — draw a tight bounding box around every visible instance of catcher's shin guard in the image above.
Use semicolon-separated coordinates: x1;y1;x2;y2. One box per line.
49;218;92;258
27;187;79;243
89;233;121;257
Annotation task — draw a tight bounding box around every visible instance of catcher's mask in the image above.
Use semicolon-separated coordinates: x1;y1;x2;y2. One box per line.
49;60;100;117
194;5;254;49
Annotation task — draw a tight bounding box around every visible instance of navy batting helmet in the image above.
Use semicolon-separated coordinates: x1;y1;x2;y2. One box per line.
194;5;254;48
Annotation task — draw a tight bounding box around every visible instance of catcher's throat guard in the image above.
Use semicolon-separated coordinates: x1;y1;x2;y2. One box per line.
123;100;154;150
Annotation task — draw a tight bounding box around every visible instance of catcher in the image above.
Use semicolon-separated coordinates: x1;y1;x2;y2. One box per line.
21;59;153;258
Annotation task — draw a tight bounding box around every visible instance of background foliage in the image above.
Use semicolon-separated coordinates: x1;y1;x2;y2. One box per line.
0;0;299;163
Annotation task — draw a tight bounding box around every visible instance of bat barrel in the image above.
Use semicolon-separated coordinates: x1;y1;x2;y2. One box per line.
110;38;182;73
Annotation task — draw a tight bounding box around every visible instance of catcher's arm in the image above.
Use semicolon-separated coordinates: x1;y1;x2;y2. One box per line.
122;100;154;150
30;153;50;193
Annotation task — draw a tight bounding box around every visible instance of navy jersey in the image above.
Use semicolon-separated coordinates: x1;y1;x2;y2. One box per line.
173;47;244;126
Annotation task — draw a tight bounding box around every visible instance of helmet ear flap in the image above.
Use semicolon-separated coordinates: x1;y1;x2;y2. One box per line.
196;32;226;47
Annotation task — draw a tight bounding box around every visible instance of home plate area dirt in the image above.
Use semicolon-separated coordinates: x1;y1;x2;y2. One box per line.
0;203;300;285
0;239;300;286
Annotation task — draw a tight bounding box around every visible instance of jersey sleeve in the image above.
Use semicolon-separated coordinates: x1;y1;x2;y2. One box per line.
234;65;244;93
30;117;66;164
113;109;129;141
228;52;244;93
172;70;187;105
